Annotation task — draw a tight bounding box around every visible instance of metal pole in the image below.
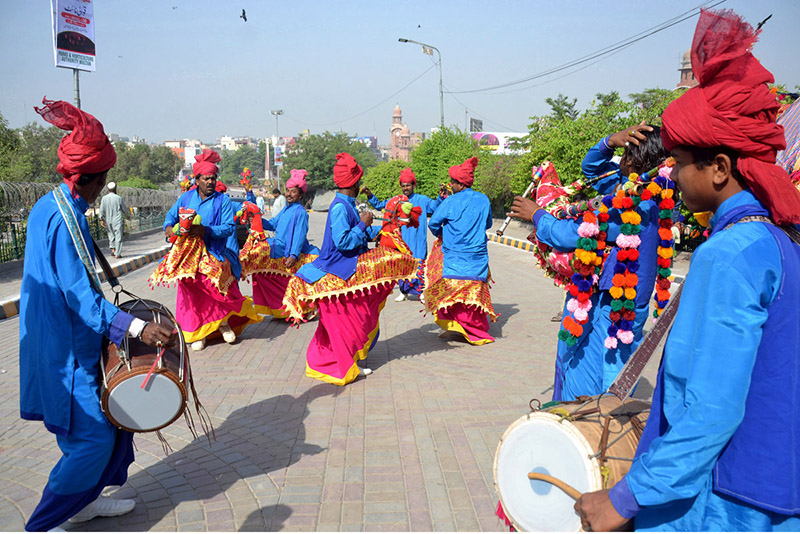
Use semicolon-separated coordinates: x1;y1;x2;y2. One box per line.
398;39;444;128
73;69;81;109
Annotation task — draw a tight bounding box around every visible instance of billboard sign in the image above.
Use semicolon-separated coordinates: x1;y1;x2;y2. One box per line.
274;146;283;166
51;0;96;71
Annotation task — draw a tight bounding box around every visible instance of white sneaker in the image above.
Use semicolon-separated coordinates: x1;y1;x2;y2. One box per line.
358;367;373;376
394;293;407;302
419;293;425;305
219;322;236;344
68;496;136;523
191;338;206;351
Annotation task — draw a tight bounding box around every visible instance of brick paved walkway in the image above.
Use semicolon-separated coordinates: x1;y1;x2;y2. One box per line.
0;212;668;531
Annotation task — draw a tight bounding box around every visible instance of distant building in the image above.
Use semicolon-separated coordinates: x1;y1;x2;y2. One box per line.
677;49;698;90
219;136;258;151
164;139;207;169
389;104;424;161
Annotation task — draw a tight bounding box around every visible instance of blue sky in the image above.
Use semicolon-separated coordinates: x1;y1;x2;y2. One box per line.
2;0;798;145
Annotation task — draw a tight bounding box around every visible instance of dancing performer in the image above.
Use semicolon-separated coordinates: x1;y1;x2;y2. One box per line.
424;157;496;345
20;99;175;531
284;153;418;385
362;167;443;301
240;169;320;318
575;9;800;531
508;125;668;401
153;149;260;351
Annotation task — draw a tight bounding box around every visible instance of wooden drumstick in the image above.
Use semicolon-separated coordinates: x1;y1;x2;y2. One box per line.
528;472;582;501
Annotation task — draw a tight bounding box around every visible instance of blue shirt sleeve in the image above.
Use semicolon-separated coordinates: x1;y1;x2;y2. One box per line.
581;137;618;178
205;196;235;241
623;229;781;508
428;198;449;238
288;211;309;258
246;191;256;204
330;203;368;251
368;195;388;210
263;210;280;232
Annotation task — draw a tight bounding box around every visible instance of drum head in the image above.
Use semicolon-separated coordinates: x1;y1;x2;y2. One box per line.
494;412;601;532
106;373;184;432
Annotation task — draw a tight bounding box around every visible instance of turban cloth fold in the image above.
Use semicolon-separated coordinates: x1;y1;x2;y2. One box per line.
193;149;221;177
287;169;308;193
333;153;363;188
399;168;417;185
661;9;800;224
448;157;478;187
215;180;227;193
34;97;116;196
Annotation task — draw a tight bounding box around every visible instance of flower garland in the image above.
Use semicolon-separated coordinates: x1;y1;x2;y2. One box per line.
559;158;676;348
558;210;605;346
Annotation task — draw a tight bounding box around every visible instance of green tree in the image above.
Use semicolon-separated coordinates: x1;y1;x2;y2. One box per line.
361;159;410;201
108;143;181;185
408;127;478;198
473;153;519;217
220;144;266;185
16;123;62;182
282;132;377;190
545;93;579;121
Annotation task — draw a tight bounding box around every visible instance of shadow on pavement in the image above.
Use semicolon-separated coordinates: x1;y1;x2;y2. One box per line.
72;383;337;531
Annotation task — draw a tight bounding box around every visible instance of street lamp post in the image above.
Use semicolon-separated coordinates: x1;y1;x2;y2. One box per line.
269;109;284;192
398;38;444;128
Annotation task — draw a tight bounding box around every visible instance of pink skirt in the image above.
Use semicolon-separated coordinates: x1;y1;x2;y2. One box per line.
435;302;495;345
251;272;291;318
176;274;261;343
305;283;394;386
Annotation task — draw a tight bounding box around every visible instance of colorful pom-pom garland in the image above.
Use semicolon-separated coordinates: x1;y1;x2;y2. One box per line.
559;157;676;348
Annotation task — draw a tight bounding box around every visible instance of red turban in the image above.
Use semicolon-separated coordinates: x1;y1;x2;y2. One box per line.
661;9;800;224
193;149;221;177
399;168;417;185
448;157;478;187
215;180;227;193
333;152;363;188
34;97;116;196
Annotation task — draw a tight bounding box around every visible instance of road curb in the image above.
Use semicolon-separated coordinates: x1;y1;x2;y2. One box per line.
0;245;170;322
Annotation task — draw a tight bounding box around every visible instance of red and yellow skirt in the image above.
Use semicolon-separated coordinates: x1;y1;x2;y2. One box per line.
423;239;496;345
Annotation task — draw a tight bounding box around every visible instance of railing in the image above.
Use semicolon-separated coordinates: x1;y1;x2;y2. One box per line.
0;182;179;263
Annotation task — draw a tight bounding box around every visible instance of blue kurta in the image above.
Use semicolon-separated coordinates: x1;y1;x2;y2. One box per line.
609;191;800;531
164;188;237;275
19;184;136;530
296;193;379;283
368;192;442;260
532;139;659;399
428;187;492;281
262;201;320;259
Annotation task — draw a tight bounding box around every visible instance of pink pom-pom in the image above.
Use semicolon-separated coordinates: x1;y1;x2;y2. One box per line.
577;299;592;311
578;222;599;238
604;337;618;349
616;234;642;249
574;309;588;322
658;165;673;179
566;298;579;312
617;330;635;344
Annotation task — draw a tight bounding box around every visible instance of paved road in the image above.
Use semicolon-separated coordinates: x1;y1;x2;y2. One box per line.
0;211;666;531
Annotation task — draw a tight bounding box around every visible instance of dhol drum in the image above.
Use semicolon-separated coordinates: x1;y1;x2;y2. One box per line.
101;297;190;433
494;395;649;532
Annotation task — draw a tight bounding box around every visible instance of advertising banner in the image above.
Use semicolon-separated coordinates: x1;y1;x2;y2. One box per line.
51;0;96;71
274;146;283;167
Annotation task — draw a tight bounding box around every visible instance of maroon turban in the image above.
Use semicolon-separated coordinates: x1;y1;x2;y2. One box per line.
661;9;800;224
333;153;363;188
399;168;417;185
193;149;221;177
34;97;116;196
448;157;479;187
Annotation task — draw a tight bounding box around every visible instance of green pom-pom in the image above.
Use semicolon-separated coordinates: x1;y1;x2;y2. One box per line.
610;300;623;311
558;329;570;341
620;223;632;235
632;196;642;207
658;267;672;277
653;309;659;318
659;209;673;219
629;225;641;235
565;336;577;346
623;300;636;310
598;222;608;232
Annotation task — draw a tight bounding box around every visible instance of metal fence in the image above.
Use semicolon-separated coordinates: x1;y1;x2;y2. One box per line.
0;182;178;263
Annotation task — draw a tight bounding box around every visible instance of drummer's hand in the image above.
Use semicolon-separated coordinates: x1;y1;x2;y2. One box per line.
361;186;372;198
574;489;630;532
187;224;205;238
608;122;653;149
507;196;543;222
141;323;178;348
360;210;374;226
284;255;297;269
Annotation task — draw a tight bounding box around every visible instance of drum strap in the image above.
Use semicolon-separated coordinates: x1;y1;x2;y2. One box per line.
52;186;103;294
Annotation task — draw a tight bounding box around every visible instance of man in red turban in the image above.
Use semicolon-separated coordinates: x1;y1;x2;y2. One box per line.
424;156;496;344
361;167;445;301
21;99;175;531
575;9;800;532
288;153;417;386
